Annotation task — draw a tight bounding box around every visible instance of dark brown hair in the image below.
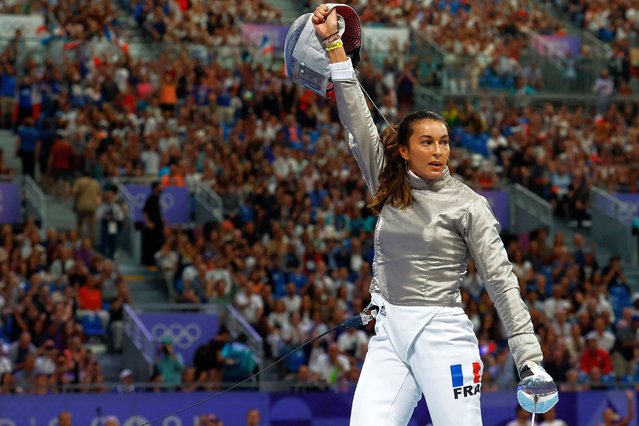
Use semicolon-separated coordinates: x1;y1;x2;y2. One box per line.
368;110;449;214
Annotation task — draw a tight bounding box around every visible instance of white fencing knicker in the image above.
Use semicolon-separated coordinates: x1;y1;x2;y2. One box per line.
351;294;484;426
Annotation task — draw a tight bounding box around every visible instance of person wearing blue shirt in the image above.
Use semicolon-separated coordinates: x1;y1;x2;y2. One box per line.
16;75;33;127
16;117;39;178
0;61;16;129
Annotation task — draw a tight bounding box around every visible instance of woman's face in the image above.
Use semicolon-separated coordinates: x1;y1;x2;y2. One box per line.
400;119;450;180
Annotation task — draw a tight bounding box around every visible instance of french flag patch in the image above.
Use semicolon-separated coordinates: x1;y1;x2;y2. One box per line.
450;362;482;399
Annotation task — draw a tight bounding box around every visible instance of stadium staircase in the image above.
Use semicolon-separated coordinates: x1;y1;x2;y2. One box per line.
113;2;145;44
538;1;613;59
118;256;168;305
264;0;304;24
98;256;168;382
549;215;639;315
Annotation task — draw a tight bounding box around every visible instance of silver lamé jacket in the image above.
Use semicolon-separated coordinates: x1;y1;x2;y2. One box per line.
331;63;542;374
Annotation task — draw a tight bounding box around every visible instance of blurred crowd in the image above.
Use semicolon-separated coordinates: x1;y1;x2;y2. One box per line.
0;219;132;395
0;0;637;398
549;0;639;94
328;0;569;93
550;0;639;45
128;0;281;44
442;97;639;223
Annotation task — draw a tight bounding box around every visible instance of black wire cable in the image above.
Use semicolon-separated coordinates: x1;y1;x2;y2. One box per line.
139;318;357;425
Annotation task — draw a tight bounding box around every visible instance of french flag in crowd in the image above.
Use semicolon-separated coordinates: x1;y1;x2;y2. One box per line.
36;24;64;45
260;35;274;57
62;40;81;50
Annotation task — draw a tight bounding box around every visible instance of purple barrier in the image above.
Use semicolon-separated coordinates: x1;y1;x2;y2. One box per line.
241;23;290;50
615;193;639;215
478;190;510;231
138;312;219;367
532;34;581;59
0;182;20;224
0;390;635;425
123;184;190;225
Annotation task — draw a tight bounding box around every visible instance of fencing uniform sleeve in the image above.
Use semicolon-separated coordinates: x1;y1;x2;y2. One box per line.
331;59;385;195
460;196;543;375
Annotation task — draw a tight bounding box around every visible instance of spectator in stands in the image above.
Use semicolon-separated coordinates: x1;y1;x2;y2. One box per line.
115;368;136;393
72;174;101;241
108;278;132;353
593;69;614;114
155;243;180;294
540;407;567;426
76;274;110;333
16;74;34;128
57;411;72;426
16;117;39;178
193;326;229;385
13;354;35;392
96;185;125;260
601;390;635;426
579;335;613;376
246;409;262;426
102;417;119;426
181;366;207;392
610;310;638;380
8;331;36;370
198;413;223;426
0;60;15;129
602;255;628;288
47;135;73;198
336;326;368;363
221;334;256;382
154;336;184;388
141;182;164;267
505;405;532;426
0;345;11;376
34;339;57;376
585;317;616;353
309;342;350;391
233;277;264;328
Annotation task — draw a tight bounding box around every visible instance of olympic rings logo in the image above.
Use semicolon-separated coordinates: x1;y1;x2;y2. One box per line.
160;194;176;210
150;323;202;349
133;193;147;210
132;193;176;212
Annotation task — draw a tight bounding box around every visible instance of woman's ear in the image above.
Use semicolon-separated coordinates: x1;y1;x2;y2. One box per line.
398;145;409;161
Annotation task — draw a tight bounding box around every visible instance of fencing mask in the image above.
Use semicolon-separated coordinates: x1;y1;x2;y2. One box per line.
284;4;362;98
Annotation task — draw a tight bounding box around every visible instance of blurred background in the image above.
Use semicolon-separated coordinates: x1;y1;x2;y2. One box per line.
0;0;638;424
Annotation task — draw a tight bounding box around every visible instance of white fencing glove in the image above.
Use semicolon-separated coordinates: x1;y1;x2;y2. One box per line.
516;362;559;413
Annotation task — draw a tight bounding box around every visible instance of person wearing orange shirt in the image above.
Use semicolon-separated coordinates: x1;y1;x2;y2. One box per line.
159;73;177;112
77;275;109;332
160;164;185;188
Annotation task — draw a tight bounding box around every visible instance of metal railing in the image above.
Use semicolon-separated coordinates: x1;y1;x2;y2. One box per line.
226;304;264;366
123;304;155;381
590;187;637;264
526;29;568;71
414;85;444;113
509;184;554;235
194;181;223;224
130;303;262;360
538;0;613;59
23;175;46;232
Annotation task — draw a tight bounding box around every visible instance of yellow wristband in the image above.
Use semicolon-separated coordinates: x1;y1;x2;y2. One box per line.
325;40;343;51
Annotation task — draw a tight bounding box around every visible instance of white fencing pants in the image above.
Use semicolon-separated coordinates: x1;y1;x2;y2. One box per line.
350;307;483;425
